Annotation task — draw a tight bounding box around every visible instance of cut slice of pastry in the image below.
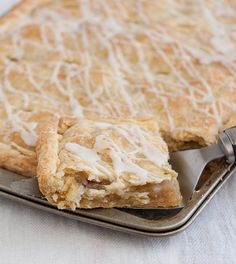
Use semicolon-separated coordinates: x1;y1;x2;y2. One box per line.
36;115;182;209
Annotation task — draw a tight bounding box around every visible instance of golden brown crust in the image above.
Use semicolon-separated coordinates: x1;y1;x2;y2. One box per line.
0;110;60;177
223;116;236;131
0;1;55;177
36;114;60;194
0;142;36;177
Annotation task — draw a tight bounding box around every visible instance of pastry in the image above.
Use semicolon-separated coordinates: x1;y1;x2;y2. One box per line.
0;0;235;208
36;115;181;209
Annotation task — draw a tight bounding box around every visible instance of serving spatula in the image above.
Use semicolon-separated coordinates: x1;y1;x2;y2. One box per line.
169;126;236;208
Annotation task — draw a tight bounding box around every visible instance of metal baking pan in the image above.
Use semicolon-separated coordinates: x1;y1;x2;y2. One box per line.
0;160;234;237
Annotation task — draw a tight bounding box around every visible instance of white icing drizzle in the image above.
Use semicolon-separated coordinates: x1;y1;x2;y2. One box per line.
65;123;169;184
66;142;100;163
93;122;112;129
0;0;236;147
65;142;111;179
19;122;38;146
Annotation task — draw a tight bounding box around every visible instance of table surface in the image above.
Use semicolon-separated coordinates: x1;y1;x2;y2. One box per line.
1;1;236;263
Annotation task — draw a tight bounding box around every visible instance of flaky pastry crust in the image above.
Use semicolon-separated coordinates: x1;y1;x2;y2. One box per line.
36;116;182;209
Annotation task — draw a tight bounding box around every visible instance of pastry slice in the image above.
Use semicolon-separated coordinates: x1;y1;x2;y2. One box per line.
36;115;182;210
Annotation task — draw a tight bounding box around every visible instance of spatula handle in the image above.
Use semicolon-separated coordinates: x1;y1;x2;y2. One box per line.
219;126;236;163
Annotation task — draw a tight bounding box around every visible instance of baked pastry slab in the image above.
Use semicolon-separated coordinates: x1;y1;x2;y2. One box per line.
0;0;236;179
36;116;181;209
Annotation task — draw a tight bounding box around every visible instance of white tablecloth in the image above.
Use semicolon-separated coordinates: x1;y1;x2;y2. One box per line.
1;1;236;263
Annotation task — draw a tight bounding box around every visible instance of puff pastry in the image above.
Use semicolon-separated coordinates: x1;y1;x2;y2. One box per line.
36;115;181;209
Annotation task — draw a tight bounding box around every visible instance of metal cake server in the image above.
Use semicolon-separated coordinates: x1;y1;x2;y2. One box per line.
1;127;236;213
169;126;236;207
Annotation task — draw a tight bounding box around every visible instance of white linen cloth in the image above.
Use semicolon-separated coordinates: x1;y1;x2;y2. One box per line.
0;1;236;263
